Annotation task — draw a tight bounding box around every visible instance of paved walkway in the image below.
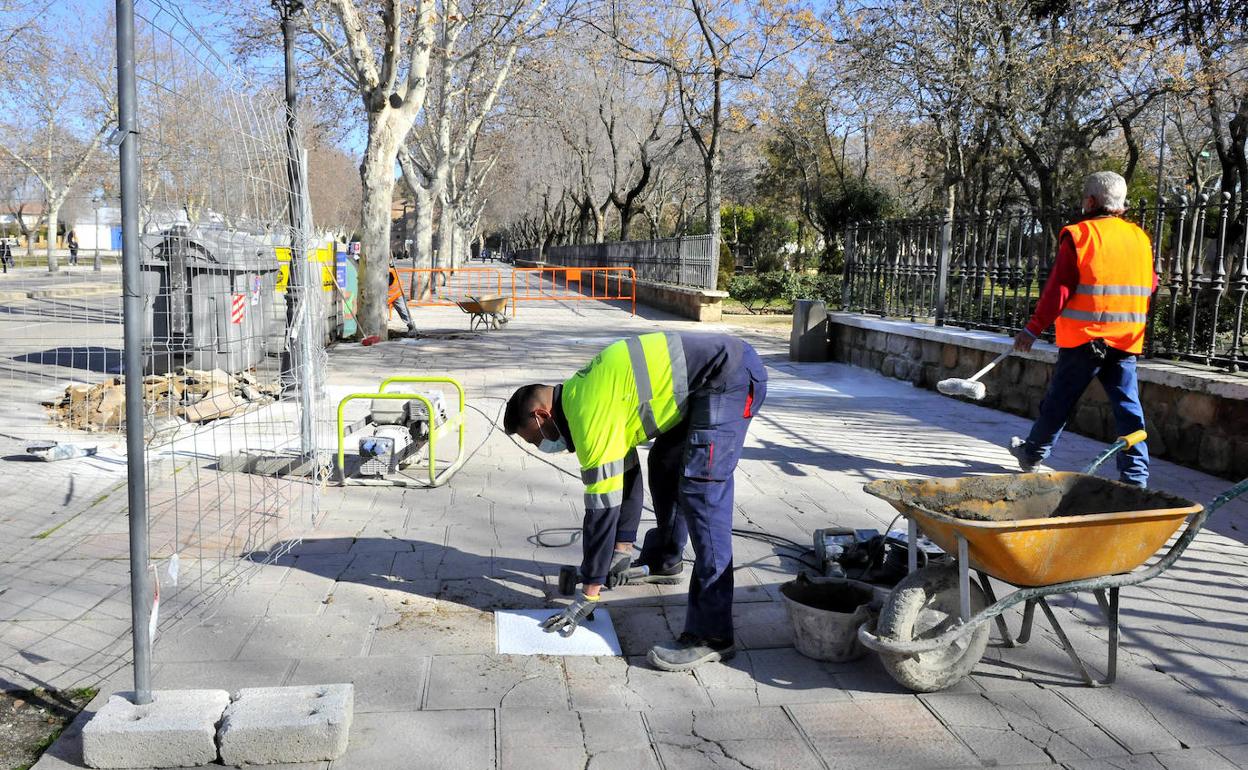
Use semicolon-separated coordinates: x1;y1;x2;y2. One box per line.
27;290;1248;768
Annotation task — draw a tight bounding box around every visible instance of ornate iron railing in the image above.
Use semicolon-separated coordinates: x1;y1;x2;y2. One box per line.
843;195;1248;372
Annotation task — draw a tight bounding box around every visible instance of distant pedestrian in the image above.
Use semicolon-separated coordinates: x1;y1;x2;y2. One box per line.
1008;171;1157;487
67;230;79;266
0;238;10;273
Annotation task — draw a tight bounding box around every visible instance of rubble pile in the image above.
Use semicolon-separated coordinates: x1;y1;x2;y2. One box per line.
43;368;280;431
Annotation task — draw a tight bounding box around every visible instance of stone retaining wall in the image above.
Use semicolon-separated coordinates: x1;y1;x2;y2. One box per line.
514;259;726;321
827;313;1248;479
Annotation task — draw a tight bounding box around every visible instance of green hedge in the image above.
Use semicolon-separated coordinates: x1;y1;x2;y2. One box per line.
727;272;839;314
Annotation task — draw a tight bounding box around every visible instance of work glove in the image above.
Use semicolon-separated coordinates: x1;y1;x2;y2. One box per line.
541;592;600;637
604;550;634;589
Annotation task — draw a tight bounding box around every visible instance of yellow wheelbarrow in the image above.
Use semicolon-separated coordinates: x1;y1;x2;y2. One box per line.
455;295;509;331
857;432;1246;692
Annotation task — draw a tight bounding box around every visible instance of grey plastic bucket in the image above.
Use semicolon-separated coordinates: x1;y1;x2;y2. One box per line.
780;575;875;663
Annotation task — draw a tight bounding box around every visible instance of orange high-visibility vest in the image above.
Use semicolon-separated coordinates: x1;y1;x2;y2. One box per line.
387;268;403;306
1054;217;1154;354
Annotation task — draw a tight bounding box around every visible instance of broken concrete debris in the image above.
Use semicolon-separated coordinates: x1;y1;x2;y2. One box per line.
42;368;280;431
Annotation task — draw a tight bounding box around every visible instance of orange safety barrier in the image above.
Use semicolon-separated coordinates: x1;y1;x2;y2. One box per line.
511;267;636;317
395;267;505;306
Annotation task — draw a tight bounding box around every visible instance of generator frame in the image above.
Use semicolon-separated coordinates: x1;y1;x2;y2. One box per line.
335;376;466;487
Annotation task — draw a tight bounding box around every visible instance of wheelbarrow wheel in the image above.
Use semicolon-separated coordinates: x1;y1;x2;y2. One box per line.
876;564;990;693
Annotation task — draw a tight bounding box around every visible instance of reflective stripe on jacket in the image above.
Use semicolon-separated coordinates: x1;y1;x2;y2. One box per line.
563;332;689;512
1054;217;1154;354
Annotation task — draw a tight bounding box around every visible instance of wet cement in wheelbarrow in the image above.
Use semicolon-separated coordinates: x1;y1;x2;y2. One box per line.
872;474;1193;522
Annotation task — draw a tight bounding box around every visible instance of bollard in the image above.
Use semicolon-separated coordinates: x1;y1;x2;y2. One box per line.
790;299;829;362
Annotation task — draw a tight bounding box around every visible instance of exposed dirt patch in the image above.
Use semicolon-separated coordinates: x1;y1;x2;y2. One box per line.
723;311;793;337
0;688;96;770
868;474;1195;522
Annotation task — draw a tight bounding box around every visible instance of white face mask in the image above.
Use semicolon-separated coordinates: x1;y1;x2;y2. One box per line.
536;414;567;454
538;436;568;454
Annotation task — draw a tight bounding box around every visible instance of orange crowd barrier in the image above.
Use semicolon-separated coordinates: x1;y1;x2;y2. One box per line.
395;267;505;306
511;267;636;317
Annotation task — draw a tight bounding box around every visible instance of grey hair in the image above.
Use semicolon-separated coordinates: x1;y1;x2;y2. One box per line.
1084;171;1128;214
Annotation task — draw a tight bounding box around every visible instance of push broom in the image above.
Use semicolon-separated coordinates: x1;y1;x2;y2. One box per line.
936;349;1011;401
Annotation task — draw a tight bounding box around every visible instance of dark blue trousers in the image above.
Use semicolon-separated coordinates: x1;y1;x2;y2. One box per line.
637;344;767;642
1018;343;1149;486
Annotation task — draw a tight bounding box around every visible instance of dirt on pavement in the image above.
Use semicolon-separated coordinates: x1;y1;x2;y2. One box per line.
0;689;95;770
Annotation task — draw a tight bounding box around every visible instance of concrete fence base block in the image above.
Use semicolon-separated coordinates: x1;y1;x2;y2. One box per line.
81;689;230;769
217;683;354;765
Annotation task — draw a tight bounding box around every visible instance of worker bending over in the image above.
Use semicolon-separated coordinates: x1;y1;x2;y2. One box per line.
505;332;767;671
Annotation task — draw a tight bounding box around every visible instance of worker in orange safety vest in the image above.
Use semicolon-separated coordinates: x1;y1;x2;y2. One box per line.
388;263;417;337
1009;171;1158;486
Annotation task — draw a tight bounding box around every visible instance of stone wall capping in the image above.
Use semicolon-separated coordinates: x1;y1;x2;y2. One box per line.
828;312;1248;401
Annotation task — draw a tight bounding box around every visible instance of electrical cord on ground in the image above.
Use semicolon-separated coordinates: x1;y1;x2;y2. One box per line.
471;394;824;571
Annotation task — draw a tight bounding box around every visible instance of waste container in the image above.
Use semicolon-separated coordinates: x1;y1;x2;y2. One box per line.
141;226;281;375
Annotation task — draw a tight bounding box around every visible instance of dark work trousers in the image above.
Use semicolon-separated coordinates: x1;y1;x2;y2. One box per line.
1018;343;1148;486
636;345;768;642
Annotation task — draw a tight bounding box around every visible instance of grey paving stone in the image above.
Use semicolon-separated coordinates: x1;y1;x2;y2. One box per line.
338;553;397;581
437;576;548;609
610;605;681;656
236;612;375;661
1213;744;1248;766
747;648;851;706
1060;672;1248;753
81;689;229;770
789;699;980;770
324;577;432;614
218;684;353;765
153;659;295;691
578;710;652;754
732;600;794;650
425;653;567;709
288;656;428;713
368;607;494;655
1150;747;1242;770
150;616;257;663
649;707;823;770
564;656;651;711
326;709;494;769
1062;755;1168;769
922;690;1124;765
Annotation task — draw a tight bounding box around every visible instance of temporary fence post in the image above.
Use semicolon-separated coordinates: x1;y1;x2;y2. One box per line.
631;269;636;315
116;0;153;705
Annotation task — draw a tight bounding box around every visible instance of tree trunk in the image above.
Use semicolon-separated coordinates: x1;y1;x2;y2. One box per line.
357;129;400;338
619;204;634;241
45;200;60;273
411;184;433;300
593;207;606;243
436;194;453;273
705;150;722;266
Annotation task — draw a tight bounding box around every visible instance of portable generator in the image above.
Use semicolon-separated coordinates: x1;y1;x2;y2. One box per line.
355;389;449;477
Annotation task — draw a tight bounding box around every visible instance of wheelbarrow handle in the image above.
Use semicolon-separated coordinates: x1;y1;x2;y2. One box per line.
1083;430;1148;475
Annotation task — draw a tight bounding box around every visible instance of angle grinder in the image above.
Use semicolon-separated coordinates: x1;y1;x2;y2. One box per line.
557;564;652;595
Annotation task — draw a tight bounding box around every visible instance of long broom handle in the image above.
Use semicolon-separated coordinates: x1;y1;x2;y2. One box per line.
968;349;1011;383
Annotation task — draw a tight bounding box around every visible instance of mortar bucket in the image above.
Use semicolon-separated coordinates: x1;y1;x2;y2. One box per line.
780;574;876;663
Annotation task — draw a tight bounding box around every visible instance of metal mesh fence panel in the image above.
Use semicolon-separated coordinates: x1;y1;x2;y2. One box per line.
0;0;329;693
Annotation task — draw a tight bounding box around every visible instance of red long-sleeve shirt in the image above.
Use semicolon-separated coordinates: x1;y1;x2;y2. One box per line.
1024;230;1159;339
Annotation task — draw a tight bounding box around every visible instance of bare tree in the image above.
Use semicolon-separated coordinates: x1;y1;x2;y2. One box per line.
586;0;810;258
0;13;117;271
302;0;437;337
398;0;547;292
